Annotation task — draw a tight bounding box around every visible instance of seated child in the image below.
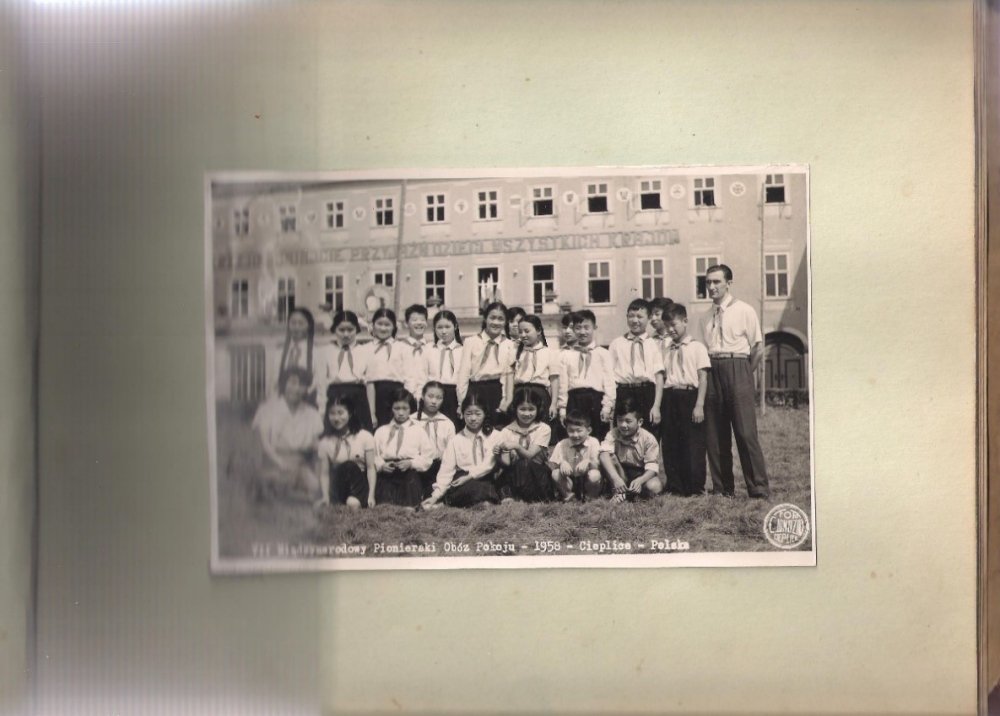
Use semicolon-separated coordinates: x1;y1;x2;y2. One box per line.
422;392;503;509
252;366;324;502
372;388;434;507
316;392;376;509
495;387;553;503
413;381;457;499
548;410;602;501
599;397;664;503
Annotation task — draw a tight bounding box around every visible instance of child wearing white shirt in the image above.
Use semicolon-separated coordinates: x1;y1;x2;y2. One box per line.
372;388;434;507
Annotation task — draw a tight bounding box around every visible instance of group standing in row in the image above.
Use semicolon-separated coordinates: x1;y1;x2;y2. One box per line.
251;264;770;511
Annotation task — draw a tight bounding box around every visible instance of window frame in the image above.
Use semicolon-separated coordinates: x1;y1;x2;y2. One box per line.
233;207;250;237
423;192;448;224
764;252;791;298
230;278;250;318
638;179;663;211
692;177;718;208
639;257;666;300
278;204;297;233
423;268;447;305
276;276;296;322
373;270;395;289
475;188;501;221
324;273;346;312
584;182;610;214
530;185;556;217
530;262;557;313
475;265;502;306
584;259;613;307
325;200;346;229
372;196;396;227
693;254;721;302
764;173;787;205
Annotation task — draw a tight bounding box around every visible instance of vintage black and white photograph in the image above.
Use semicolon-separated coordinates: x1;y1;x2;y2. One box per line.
206;166;813;571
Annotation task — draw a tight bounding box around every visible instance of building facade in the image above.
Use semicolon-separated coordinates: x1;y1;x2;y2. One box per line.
210;170;809;402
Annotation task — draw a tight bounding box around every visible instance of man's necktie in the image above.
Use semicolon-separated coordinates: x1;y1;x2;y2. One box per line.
472;434;485;463
712;306;724;350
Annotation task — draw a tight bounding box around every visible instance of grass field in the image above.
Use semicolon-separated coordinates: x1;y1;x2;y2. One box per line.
215;403;812;560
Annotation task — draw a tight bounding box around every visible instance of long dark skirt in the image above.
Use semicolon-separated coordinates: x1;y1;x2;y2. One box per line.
375;468;423;507
498;454;554;503
371;380;404;427
467;379;506;429
326;383;372;433
442;469;500;507
330;460;370;506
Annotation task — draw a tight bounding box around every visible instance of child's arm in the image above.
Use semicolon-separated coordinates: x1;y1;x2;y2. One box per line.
599;450;627;491
371;431;388;473
548;373;561;420
424;442;457;506
455;337;474;404
650;371;663;426
316;454;331;505
365;448;377;507
693;367;708;424
627;468;658;493
499;368;513;413
365;382;378;426
407;430;434;472
600;351;615;423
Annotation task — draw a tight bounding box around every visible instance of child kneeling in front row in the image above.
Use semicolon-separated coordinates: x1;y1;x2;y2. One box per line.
549;410;602;502
422;392;503;509
316;392;376;509
373;388;434;508
599;397;664;503
495;387;553;503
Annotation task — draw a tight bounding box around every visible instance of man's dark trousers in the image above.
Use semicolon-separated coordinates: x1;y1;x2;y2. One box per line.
704;356;769;497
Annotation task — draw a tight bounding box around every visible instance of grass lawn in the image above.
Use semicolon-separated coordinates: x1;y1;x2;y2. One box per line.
215;404;812;560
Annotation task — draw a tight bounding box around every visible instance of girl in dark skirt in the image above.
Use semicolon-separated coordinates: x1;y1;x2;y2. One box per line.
372;388;434;507
316;392;376;509
361;307;405;428
458;301;516;430
413;381;457;499
323;311;373;434
427;310;464;430
495;387;554;503
508;314;562;443
421;391;503;509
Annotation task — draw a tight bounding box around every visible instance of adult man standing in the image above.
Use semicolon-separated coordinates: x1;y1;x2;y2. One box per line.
698;265;770;499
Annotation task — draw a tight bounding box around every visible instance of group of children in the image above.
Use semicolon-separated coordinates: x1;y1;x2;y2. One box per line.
253;295;714;510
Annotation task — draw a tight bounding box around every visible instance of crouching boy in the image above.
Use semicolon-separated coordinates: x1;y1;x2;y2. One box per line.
599;397;664;503
548;411;602;501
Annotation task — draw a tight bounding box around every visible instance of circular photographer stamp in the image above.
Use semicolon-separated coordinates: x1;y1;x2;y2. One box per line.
763;503;810;550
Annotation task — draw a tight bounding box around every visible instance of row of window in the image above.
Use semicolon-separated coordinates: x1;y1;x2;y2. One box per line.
228;175;790;236
229;252;793;320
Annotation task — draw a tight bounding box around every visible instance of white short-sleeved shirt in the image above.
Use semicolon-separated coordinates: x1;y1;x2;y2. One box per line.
431;429;504;499
607;334;663;384
498;422;552;451
599;427;660;471
317;429;375;469
252;397;323;454
372;419;434;472
559;343;616;412
698;295;763;356
357;338;405;383
413;413;456;459
510;345;562;386
425;340;463;386
549;436;601;471
458;332;517;387
663;336;712;389
318;342;365;385
395;337;432;396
